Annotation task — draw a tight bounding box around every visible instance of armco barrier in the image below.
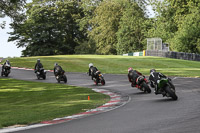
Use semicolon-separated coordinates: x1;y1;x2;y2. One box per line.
123;52;143;56
145;50;200;61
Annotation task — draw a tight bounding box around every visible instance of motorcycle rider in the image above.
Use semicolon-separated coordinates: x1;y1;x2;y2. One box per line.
54;63;64;76
149;69;167;94
2;60;11;72
128;67;142;87
34;59;43;73
88;63;99;80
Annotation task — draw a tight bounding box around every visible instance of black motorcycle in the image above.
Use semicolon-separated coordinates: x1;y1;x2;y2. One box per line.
93;71;105;85
133;75;151;93
1;65;11;77
55;71;67;83
154;78;178;100
35;68;46;80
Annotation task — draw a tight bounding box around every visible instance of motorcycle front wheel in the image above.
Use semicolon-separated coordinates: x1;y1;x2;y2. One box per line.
37;75;40;79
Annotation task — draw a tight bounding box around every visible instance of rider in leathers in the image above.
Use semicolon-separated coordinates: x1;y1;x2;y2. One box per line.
88;63;99;81
149;69;167;94
54;63;64;76
34;59;43;73
128;67;142;87
2;60;11;72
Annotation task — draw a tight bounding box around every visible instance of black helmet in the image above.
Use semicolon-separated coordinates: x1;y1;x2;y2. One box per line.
150;69;156;73
37;59;40;63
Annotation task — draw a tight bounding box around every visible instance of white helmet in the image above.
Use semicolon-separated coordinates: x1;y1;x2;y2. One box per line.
89;63;93;68
54;63;58;66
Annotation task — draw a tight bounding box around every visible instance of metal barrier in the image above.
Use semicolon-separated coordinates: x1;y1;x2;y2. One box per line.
145;50;200;61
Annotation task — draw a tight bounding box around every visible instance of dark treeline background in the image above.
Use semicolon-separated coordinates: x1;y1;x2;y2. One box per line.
1;0;200;56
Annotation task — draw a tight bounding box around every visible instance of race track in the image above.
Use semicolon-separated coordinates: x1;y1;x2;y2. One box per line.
1;68;200;133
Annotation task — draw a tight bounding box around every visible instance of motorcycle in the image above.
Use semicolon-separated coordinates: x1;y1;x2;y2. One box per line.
131;75;151;93
55;71;67;83
35;68;46;80
93;71;105;85
1;65;11;77
155;78;178;100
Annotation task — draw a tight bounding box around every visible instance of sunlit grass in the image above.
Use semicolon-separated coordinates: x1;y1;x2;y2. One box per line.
8;55;200;77
0;78;109;128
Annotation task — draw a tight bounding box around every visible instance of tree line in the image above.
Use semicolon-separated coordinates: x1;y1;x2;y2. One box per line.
1;0;200;56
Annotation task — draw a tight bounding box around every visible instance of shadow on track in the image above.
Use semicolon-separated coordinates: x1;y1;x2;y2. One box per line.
152;98;179;102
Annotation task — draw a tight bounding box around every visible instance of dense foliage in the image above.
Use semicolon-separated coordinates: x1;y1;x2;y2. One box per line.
0;0;26;28
149;0;200;53
1;0;200;56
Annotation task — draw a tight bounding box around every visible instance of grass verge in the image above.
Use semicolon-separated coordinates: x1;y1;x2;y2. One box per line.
7;55;200;77
0;78;109;128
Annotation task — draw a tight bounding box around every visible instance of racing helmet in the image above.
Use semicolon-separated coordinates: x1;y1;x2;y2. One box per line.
150;69;156;73
128;67;133;72
54;63;58;66
89;63;93;68
37;59;40;63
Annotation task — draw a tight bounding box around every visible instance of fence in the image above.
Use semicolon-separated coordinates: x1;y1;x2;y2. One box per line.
122;52;144;56
145;50;200;61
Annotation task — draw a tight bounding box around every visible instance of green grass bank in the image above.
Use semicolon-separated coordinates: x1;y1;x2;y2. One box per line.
0;78;109;128
8;55;200;77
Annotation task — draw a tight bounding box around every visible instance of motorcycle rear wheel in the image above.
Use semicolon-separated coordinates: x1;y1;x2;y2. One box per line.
43;74;46;80
63;75;67;83
101;79;105;85
142;82;151;93
165;85;178;100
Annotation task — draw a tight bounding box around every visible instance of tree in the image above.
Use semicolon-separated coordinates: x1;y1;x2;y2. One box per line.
116;1;147;54
149;0;200;53
75;0;102;54
0;0;26;29
169;2;200;53
89;0;149;55
8;0;84;56
89;0;125;54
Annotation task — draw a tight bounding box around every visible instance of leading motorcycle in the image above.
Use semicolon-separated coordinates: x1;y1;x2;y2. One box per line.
1;65;11;77
155;78;178;100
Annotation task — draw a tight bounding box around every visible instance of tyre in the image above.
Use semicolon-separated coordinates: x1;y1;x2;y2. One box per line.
37;75;40;79
165;85;178;100
101;79;105;85
142;82;151;93
43;74;46;80
63;75;67;83
1;72;3;76
5;73;8;77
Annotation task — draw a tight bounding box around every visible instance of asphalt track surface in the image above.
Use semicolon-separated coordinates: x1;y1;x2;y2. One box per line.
2;68;200;133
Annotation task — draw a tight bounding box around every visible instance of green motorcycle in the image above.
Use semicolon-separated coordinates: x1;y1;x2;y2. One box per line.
156;78;178;100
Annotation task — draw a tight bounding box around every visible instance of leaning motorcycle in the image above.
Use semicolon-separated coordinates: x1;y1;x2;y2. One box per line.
132;75;151;93
93;71;105;85
55;71;67;83
155;78;178;100
1;65;11;77
35;68;46;80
